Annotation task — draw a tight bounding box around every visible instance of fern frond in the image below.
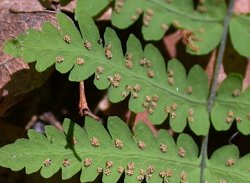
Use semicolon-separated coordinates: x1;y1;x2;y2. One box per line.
229;15;250;57
76;0;227;55
1;117;250;182
0;117;200;183
211;74;250;135
4;13;210;135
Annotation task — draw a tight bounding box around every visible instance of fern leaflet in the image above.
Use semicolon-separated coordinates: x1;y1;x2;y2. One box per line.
0;117;200;182
76;0;227;55
76;0;250;57
211;74;250;135
206;145;250;183
0;117;249;182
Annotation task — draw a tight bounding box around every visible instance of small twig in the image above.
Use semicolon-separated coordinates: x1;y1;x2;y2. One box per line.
79;81;100;121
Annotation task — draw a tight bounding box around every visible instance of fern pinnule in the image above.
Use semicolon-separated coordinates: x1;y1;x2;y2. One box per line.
0;117;200;183
212;74;250;135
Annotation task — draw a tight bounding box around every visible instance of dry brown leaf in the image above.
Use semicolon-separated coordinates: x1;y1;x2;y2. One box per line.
0;0;58;116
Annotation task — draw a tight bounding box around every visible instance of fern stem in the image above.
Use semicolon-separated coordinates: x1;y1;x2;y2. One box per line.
207;1;235;108
200;0;235;182
78;81;100;120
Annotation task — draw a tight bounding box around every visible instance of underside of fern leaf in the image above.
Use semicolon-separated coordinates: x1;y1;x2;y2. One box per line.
206;145;250;183
76;0;250;57
4;13;210;135
0;117;199;182
211;74;250;135
0;117;250;183
76;0;227;55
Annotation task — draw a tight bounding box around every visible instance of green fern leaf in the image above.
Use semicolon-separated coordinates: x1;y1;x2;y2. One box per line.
4;13;210;135
76;0;227;55
206;145;250;183
1;117;250;182
211;74;250;135
229;15;250;57
0;117;200;183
